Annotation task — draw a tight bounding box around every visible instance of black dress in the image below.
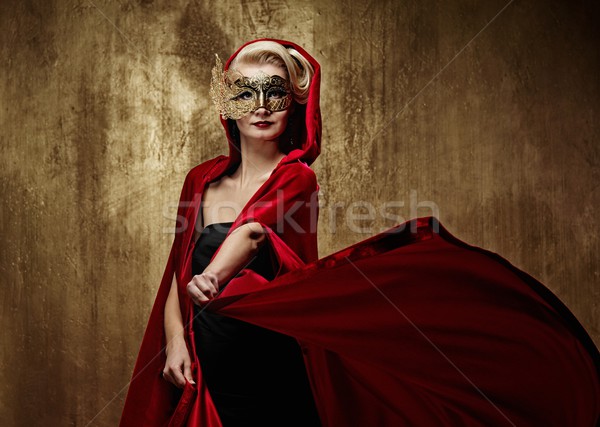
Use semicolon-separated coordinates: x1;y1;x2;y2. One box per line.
191;222;322;427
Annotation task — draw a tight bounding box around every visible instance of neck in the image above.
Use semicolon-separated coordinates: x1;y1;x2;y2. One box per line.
234;135;285;184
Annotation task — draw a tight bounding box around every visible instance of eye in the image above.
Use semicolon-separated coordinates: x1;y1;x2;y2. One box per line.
267;88;288;100
234;90;254;101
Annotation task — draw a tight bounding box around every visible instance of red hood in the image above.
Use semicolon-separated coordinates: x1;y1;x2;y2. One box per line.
219;38;322;169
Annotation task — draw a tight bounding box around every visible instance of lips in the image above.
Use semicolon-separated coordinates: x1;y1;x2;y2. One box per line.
252;121;273;127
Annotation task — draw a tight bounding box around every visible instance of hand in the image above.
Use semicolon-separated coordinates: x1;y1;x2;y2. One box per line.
187;271;220;305
162;335;195;388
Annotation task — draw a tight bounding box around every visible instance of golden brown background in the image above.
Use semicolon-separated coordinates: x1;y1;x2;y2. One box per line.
1;0;598;425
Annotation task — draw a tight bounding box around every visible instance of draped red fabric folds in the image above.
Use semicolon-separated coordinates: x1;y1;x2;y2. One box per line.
120;39;600;426
213;216;600;426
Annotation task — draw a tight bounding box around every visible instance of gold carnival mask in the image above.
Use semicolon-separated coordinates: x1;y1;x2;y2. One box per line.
210;55;293;120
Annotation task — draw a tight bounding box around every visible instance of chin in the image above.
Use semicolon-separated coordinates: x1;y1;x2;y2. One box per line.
246;128;285;142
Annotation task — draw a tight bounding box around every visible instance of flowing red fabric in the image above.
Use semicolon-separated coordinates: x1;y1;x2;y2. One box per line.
213;216;600;426
120;39;600;426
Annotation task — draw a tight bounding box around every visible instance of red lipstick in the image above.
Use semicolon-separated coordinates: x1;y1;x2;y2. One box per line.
252;121;273;128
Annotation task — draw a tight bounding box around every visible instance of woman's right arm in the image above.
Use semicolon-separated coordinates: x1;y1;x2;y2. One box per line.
162;274;195;388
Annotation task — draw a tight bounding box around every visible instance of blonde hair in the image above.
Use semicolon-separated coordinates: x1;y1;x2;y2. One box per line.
230;41;314;105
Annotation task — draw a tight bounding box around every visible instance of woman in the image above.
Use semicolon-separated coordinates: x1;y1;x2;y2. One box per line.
121;39;600;427
121;39;324;426
163;40;321;426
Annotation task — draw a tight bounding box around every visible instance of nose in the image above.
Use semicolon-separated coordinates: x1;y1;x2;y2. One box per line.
251;89;272;114
253;99;272;115
253;106;271;115
258;90;266;109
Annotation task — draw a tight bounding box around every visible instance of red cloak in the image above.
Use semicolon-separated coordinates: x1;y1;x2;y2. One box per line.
120;39;600;426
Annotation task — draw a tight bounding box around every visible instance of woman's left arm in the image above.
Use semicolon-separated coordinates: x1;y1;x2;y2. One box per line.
186;222;266;305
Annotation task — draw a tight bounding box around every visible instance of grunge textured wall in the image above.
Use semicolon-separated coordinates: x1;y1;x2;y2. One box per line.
1;0;598;425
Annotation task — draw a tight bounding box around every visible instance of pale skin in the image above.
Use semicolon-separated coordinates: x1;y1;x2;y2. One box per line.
162;62;292;388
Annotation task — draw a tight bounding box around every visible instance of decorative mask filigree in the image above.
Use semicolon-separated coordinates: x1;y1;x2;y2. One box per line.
210;55;293;120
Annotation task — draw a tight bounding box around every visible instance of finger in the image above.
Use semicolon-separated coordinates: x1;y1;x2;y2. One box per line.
186;280;208;300
169;364;187;388
187;282;210;305
189;277;217;300
194;275;218;297
183;360;195;385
